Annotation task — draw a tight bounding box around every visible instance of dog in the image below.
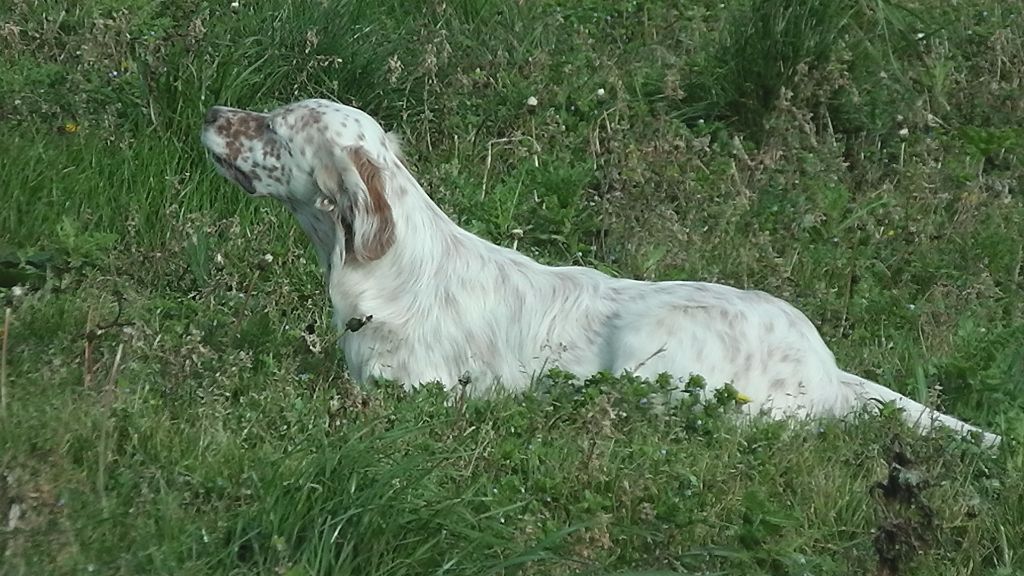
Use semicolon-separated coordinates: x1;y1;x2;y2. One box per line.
200;98;1000;446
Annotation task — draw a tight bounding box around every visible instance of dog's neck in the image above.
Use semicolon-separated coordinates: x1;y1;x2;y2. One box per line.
305;165;479;324
289;202;339;274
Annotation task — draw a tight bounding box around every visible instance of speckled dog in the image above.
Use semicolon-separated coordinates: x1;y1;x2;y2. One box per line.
201;98;1000;446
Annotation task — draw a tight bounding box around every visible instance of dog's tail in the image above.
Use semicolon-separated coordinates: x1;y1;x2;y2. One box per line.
839;371;1001;447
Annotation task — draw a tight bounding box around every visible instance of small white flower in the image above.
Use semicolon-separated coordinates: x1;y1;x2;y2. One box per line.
898;127;909;139
230;1;240;10
525;95;538;108
595;88;606;99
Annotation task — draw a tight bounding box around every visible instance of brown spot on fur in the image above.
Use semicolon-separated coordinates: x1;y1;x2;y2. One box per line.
349;148;395;261
249;162;265;182
226;141;242;163
214;119;232;139
299;110;324;130
228;113;265;142
214;111;272;163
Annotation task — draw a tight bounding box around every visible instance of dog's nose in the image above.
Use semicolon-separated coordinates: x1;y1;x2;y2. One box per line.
204;106;226;126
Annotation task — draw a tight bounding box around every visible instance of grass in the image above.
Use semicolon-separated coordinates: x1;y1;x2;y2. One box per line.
1;0;1023;574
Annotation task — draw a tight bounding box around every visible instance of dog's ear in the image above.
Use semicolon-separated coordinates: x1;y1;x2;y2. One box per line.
314;145;395;262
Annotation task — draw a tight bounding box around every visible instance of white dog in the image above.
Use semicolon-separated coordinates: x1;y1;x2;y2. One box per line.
201;98;1000;446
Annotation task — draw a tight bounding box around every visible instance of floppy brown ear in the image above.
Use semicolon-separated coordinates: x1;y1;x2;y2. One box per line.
314;145;395;262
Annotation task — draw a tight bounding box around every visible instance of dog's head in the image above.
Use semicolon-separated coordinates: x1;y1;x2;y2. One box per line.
201;98;397;262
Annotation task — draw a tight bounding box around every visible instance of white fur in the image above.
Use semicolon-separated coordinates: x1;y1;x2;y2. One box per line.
201;98;1001;446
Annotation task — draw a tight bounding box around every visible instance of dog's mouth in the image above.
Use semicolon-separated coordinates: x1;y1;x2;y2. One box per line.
211;154;257;195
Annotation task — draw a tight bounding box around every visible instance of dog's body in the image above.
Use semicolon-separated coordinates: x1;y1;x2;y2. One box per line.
201;98;1000;446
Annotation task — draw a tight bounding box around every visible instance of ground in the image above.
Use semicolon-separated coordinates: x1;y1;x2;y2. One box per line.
1;0;1022;574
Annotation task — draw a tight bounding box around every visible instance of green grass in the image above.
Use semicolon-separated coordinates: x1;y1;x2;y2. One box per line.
2;0;1023;574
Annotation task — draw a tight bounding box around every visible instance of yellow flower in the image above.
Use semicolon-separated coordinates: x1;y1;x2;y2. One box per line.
735;392;752;404
63;122;79;134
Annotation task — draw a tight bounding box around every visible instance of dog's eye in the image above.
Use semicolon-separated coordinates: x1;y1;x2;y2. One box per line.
315;196;336;212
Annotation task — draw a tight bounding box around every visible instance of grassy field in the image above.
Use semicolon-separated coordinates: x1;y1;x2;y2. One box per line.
1;0;1023;574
